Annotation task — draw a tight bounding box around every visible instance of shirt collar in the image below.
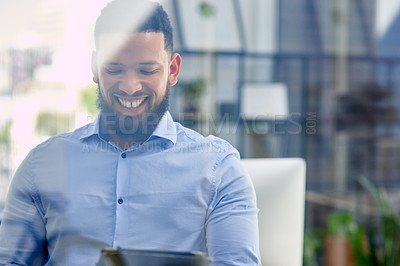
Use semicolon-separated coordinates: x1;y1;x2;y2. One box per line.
79;111;177;145
79;114;101;141
150;111;177;145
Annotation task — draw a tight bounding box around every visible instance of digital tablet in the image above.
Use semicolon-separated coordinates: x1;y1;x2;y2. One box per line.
96;247;212;266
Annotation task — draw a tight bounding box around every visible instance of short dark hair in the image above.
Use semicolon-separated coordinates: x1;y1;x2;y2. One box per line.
94;0;173;54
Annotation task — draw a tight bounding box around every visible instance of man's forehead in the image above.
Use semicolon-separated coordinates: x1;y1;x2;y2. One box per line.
96;32;165;63
98;32;137;54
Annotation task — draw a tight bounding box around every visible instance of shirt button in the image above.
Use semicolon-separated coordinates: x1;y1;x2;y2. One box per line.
118;198;123;204
121;153;126;159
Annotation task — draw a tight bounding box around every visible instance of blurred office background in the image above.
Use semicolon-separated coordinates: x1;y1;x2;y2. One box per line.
1;0;400;264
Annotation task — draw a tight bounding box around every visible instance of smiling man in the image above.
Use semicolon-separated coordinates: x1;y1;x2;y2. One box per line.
94;30;181;150
0;0;261;265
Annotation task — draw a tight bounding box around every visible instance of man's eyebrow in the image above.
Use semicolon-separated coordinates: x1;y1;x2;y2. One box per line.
138;61;161;66
104;62;124;66
104;61;161;67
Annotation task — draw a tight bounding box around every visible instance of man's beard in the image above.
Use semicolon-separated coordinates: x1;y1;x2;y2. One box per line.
97;85;170;143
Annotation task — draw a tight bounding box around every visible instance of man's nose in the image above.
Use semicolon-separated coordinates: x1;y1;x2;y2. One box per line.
119;71;143;95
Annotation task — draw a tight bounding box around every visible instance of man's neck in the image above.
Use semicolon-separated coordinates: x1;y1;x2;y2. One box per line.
98;110;166;150
99;114;140;151
108;133;138;151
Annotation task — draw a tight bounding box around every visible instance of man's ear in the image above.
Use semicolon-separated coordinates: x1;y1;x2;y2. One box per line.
168;53;182;86
91;51;99;84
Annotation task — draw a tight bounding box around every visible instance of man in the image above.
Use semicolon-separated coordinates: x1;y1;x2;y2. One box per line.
0;0;261;265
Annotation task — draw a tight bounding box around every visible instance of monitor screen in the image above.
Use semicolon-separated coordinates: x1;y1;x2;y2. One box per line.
241;158;306;266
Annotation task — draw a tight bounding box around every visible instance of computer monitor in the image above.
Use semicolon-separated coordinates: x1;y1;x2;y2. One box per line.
241;158;306;266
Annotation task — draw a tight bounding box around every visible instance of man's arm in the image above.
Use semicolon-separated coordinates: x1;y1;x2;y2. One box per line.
0;151;47;265
206;151;261;265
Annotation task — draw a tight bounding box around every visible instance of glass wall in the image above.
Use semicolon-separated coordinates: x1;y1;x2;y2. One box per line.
2;0;400;264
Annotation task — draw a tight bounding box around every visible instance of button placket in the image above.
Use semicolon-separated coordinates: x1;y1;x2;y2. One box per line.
114;149;130;246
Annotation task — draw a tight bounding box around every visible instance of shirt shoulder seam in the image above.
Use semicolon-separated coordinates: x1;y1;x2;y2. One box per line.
29;147;46;221
207;139;234;207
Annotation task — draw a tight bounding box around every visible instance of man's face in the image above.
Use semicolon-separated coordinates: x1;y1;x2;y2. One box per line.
92;32;181;139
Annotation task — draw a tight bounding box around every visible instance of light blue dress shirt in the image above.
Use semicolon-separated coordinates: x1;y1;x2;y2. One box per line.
0;112;260;265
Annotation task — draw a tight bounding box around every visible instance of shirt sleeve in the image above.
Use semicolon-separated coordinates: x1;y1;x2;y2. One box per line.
0;150;47;266
206;148;261;266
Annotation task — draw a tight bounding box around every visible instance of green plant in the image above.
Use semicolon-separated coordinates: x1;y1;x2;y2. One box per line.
358;176;400;266
199;2;215;17
303;229;322;266
326;212;371;265
0;121;12;144
180;79;205;113
180;79;205;98
81;85;99;117
35;113;73;136
327;212;357;237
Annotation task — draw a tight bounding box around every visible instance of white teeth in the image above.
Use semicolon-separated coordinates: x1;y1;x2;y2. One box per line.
117;97;147;109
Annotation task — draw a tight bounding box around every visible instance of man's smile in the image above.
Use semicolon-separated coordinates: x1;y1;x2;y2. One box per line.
114;95;149;109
